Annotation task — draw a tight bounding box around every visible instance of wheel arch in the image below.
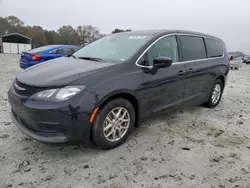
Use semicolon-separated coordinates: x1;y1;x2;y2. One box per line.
215;75;225;87
96;90;140;127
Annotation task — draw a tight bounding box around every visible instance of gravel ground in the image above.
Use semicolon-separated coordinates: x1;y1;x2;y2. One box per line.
0;54;250;188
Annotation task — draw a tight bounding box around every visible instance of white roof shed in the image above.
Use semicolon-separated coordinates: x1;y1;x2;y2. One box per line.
1;33;32;54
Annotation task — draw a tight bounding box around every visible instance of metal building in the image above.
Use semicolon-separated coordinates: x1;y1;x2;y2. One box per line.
0;33;32;54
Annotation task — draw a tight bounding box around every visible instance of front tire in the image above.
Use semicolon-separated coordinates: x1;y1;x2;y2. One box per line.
91;98;135;149
205;79;224;108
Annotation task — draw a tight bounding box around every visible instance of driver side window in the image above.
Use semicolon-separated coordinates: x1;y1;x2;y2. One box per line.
140;36;179;66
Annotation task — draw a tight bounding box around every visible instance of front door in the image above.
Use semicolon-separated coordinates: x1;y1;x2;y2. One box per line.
137;35;186;117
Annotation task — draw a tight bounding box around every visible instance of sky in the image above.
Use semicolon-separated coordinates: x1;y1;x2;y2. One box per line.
0;0;250;54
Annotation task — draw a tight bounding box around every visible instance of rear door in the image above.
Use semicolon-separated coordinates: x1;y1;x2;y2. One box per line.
138;35;186;116
179;35;222;106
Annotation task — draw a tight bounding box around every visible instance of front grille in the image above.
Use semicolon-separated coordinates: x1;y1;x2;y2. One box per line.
14;79;47;97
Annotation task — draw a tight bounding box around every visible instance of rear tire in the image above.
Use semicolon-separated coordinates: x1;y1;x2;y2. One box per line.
205;79;224;108
91;98;135;149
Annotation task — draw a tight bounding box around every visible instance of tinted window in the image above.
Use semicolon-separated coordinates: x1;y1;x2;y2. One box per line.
57;48;73;55
205;38;223;58
140;36;178;66
179;36;206;61
73;34;152;61
29;45;53;53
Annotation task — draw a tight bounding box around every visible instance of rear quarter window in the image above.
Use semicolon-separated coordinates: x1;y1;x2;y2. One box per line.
205;38;223;58
56;48;73;55
29;46;52;53
179;35;206;61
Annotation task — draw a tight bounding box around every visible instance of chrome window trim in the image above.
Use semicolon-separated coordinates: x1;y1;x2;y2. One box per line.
172;53;225;65
135;33;224;68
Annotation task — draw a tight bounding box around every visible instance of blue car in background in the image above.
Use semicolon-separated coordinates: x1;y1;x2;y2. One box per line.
19;45;80;69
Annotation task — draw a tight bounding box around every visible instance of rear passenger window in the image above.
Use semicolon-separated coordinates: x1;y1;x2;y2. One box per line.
205;38;223;58
179;36;206;61
57;48;72;55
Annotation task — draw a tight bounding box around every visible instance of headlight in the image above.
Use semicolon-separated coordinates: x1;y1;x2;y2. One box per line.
31;86;86;102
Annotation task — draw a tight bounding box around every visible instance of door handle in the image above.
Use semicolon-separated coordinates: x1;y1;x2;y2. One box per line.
178;70;186;75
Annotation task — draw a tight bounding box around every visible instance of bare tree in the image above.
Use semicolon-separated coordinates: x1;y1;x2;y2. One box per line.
0;15;111;48
57;25;79;45
5;16;24;27
76;25;103;46
26;26;47;48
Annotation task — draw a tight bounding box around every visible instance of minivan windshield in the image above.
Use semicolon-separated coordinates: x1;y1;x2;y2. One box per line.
73;34;152;62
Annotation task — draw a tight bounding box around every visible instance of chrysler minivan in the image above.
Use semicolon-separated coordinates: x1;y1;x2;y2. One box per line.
8;30;229;149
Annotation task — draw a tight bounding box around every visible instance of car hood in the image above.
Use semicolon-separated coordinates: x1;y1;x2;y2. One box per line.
17;57;116;87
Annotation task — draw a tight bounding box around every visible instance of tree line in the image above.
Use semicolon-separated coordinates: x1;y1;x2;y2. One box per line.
0;16;131;48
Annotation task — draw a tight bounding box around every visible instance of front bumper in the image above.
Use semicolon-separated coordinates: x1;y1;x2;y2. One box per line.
11;111;68;143
8;85;97;144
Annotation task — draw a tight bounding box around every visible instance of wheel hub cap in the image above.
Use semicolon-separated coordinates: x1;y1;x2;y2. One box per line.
211;84;221;104
103;107;130;142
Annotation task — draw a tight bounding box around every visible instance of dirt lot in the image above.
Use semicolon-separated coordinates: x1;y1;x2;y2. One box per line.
0;54;250;188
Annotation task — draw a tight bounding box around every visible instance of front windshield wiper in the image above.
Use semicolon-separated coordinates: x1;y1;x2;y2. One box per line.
77;56;105;62
67;54;77;58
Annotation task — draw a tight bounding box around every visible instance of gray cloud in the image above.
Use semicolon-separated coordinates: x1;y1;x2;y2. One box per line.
0;0;249;54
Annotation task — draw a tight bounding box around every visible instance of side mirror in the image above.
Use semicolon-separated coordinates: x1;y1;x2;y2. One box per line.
153;56;173;69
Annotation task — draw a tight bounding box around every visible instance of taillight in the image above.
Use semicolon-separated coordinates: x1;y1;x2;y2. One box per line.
27;52;41;61
32;55;41;61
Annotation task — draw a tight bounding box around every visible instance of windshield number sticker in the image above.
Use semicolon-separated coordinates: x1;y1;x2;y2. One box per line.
128;36;147;39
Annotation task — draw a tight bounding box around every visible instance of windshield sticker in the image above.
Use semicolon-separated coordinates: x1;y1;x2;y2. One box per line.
128;36;147;39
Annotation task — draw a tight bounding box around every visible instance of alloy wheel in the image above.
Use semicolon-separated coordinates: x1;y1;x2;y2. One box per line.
103;107;130;142
211;84;221;104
